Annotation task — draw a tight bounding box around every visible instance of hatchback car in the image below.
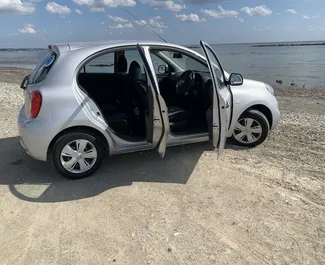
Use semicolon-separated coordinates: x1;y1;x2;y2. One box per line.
18;40;280;179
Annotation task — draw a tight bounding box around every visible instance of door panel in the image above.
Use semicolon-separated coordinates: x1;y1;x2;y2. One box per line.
137;44;169;157
219;86;233;131
200;41;232;156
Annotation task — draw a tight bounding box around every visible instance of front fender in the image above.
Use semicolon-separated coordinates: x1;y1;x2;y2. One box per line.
229;86;280;137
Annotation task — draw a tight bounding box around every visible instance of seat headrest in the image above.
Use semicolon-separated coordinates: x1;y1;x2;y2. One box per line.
117;55;127;73
129;61;142;81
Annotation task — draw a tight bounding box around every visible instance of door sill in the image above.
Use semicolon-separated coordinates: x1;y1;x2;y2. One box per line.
167;132;208;147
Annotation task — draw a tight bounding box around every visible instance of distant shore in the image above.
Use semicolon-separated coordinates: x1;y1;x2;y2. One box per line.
0;48;47;52
252;42;325;47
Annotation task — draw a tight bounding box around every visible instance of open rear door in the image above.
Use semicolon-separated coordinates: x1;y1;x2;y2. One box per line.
136;44;169;158
200;41;228;156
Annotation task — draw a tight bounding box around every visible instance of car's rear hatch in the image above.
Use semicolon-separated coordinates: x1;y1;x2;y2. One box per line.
21;50;57;118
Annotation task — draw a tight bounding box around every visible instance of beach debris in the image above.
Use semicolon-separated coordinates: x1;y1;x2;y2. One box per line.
173;232;180;237
276;80;283;84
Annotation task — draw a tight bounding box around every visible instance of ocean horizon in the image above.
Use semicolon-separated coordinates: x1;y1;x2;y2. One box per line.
1;39;325;50
1;40;325;89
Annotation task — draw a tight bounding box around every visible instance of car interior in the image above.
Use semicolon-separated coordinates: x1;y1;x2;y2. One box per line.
78;50;151;141
150;49;213;135
77;47;213;142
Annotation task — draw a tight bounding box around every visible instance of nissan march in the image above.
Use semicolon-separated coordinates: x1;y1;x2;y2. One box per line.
18;40;280;179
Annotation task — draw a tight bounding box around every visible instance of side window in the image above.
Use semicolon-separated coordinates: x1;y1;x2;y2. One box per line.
84;52;114;73
150;53;169;74
124;49;146;74
81;48;146;75
203;46;225;88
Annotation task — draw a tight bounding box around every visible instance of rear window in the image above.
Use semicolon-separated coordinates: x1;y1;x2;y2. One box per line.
29;52;57;84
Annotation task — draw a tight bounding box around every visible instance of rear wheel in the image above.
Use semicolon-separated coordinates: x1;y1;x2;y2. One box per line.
232;109;270;147
50;132;104;179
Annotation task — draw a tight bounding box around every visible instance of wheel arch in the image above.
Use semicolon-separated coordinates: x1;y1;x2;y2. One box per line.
245;104;273;128
47;126;109;161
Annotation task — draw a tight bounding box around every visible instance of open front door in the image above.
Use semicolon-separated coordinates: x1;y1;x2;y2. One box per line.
200;41;230;156
136;44;169;158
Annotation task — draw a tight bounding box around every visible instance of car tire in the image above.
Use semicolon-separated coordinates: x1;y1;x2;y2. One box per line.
50;132;104;179
231;109;270;147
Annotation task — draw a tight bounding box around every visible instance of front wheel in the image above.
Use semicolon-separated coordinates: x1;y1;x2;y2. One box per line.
231;109;270;147
50;132;104;179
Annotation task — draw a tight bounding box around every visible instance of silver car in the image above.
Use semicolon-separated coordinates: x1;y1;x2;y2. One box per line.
18;40;280;179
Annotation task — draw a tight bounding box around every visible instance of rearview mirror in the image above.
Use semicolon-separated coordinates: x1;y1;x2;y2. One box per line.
20;74;30;90
229;73;243;86
171;53;183;59
158;65;168;74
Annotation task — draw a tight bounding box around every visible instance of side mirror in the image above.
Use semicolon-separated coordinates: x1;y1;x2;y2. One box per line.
229;73;243;86
171;53;183;59
20;74;30;90
158;65;168;74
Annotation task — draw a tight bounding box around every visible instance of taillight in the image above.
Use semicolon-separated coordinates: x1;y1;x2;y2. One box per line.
30;91;42;118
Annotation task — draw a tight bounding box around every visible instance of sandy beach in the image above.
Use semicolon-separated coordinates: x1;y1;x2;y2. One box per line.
0;68;324;264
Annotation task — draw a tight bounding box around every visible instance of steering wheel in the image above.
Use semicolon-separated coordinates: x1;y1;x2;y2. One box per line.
175;70;195;95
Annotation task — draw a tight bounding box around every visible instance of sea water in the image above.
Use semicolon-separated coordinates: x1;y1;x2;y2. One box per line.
1;41;324;89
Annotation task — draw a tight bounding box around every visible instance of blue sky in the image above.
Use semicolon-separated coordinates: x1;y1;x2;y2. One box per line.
0;0;324;47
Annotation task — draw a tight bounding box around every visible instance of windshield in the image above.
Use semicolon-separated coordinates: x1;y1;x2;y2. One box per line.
151;48;225;88
160;51;209;72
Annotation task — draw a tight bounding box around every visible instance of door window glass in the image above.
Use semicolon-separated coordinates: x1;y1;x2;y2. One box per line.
150;53;168;74
84;53;115;73
125;49;146;74
82;48;146;74
201;46;225;88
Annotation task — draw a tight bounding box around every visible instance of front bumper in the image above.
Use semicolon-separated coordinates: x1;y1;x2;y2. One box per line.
270;95;281;130
18;106;48;161
271;107;281;130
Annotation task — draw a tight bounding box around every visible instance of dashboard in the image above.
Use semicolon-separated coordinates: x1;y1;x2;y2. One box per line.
158;71;213;108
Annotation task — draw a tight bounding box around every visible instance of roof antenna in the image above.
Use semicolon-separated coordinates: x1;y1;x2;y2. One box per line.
123;8;168;43
109;0;167;43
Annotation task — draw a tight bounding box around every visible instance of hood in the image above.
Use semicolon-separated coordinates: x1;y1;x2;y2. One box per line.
239;76;274;95
242;78;266;88
224;70;266;88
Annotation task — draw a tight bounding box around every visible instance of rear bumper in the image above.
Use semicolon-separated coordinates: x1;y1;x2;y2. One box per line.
18;106;48;161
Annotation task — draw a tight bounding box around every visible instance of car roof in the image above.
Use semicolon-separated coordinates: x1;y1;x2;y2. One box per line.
50;40;186;54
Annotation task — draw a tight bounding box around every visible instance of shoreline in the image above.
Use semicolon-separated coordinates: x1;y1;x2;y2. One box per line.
1;67;325;99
